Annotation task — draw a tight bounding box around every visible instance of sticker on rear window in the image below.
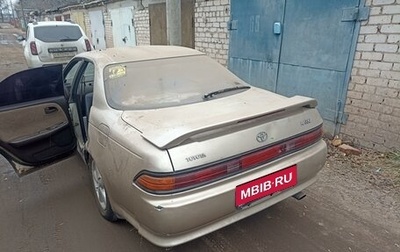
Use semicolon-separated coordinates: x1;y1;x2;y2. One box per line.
108;65;126;79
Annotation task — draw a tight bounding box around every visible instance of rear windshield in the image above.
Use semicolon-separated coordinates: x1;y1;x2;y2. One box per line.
34;25;82;42
104;55;248;110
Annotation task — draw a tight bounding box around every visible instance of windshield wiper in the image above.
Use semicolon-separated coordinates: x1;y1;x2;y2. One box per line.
203;86;250;99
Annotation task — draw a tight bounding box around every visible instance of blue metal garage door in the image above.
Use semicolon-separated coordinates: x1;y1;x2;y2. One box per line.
228;0;368;135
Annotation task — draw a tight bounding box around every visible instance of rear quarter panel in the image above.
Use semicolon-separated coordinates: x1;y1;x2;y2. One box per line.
87;106;173;215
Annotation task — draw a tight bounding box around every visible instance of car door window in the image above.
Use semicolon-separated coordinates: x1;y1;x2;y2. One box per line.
77;62;94;96
63;60;83;98
68;61;95;149
0;65;63;107
69;61;94;106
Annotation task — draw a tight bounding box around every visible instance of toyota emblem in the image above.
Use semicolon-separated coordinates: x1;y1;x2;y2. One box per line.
256;132;268;143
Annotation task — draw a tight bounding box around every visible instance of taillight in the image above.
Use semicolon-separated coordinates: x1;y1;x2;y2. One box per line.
135;125;323;194
136;161;238;192
84;39;92;51
30;42;38;55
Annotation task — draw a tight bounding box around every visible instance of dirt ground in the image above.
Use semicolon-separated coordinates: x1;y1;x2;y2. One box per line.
0;23;399;251
327;139;400;192
322;140;400;238
0;23;26;80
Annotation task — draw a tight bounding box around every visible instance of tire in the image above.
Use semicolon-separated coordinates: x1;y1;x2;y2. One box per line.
90;159;118;222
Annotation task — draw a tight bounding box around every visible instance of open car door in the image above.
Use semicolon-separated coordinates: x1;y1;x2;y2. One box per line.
0;65;76;176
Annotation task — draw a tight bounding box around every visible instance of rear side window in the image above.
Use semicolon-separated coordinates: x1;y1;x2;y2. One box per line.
34;25;82;42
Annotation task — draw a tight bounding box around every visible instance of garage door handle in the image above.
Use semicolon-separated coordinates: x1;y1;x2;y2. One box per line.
273;22;282;35
44;106;58;114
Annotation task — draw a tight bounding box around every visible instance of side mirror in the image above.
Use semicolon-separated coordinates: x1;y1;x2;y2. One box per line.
16;35;25;42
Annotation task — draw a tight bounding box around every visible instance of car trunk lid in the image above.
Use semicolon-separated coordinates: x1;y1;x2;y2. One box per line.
122;88;323;171
37;41;79;63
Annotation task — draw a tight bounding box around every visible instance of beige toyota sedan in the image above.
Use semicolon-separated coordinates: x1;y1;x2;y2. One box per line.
0;46;326;247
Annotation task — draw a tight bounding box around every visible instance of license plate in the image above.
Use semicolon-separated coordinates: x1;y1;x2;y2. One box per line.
52;52;75;58
235;165;297;207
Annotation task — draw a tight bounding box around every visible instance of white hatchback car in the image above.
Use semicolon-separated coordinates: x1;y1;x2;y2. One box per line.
22;21;93;68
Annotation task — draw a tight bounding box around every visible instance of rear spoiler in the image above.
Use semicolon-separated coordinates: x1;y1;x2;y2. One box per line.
141;96;318;149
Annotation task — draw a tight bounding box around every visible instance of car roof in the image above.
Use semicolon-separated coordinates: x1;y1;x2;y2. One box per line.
29;21;78;27
79;46;206;67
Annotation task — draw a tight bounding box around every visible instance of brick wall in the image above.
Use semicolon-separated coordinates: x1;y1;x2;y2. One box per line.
131;0;231;64
84;11;91;43
341;0;400;151
133;0;231;61
134;9;150;45
104;9;114;48
194;0;230;66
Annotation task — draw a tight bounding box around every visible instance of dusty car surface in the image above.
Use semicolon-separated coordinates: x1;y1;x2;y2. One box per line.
0;46;326;247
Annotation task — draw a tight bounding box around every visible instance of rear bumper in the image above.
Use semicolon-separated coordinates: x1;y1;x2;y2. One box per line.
25;55;42;68
124;140;327;247
26;55;69;68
